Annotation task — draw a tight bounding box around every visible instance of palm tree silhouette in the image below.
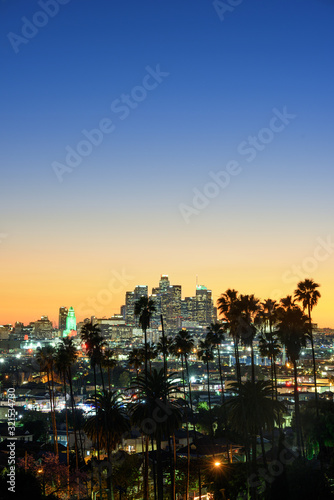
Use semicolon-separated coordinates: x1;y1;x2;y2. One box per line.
36;346;58;455
55;337;80;468
206;322;225;404
81;321;106;496
294;278;321;415
128;347;144;377
226;380;285;467
130;368;183;500
101;348;117;391
276;305;309;456
146;342;158;374
238;294;260;384
172;329;195;500
84;390;129;500
197;337;215;437
256;299;280;398
217;289;242;385
134;297;156;382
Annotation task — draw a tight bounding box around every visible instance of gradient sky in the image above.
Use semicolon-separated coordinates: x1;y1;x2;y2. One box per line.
1;0;333;327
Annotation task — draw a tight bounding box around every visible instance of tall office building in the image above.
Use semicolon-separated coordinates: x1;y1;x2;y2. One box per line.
181;296;197;322
34;316;53;339
195;285;214;326
125;291;135;325
63;307;77;337
134;285;148;301
59;307;68;332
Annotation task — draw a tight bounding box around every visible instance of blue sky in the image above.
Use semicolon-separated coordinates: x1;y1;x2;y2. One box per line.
1;0;334;325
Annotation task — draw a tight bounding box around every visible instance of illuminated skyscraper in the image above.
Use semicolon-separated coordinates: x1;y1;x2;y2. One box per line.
63;307;77;337
195;285;214;326
59;307;68;332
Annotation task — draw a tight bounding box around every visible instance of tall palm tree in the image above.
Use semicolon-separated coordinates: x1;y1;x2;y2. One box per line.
101;348;117;391
156;335;174;378
146;342;158;374
256;299;280;398
130;369;183;500
172;329;195;500
128;347;145;377
36;346;58;455
276;305;309;455
258;332;281;398
55;338;80;468
206;322;225;404
217;289;242;385
134;297;156;382
226;380;285;467
84;390;130;500
294;278;321;415
81;321;105;495
197;337;215;437
238;294;260;384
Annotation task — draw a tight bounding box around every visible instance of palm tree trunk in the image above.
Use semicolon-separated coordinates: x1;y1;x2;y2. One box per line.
206;359;213;438
250;343;255;384
293;361;304;456
93;364;103;497
308;304;319;417
46;368;58;455
99;363;105;394
68;367;80;469
156;436;164;500
50;366;59;456
234;339;241;387
108;366;111;392
144;436;149;500
151;437;157;500
181;355;189;500
160;315;167;380
217;347;225;404
144;327;148;384
63;373;70;498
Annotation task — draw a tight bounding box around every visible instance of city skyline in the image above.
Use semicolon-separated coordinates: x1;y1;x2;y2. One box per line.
1;1;333;329
1;272;332;328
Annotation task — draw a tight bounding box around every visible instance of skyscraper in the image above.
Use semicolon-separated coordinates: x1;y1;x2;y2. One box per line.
195;285;214;326
63;307;77;337
59;306;68;332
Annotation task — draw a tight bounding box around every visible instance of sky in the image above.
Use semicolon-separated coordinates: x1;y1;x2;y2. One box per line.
1;0;333;327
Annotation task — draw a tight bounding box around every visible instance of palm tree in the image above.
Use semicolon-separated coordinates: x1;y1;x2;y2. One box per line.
197;337;215;437
256;299;280;398
206;322;225;404
217;289;242;385
130;369;183;500
101;348;117;391
134;297;156;382
238;294;260;384
146;342;158;374
226;380;285;467
81;321;105;495
55;338;80;468
276;305;309;455
258;332;281;398
84;390;130;500
36;346;58;455
128;347;145;377
279;295;295;311
172;329;195;500
294;279;321;415
156;335;174;378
